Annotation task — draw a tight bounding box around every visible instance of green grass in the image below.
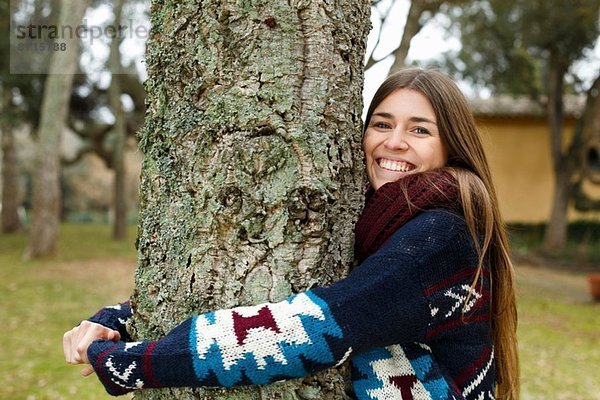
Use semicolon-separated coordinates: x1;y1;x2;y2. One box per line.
516;266;600;399
0;224;137;400
1;224;599;399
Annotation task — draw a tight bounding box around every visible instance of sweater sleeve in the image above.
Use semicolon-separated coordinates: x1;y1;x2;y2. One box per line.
88;301;133;342
87;210;482;396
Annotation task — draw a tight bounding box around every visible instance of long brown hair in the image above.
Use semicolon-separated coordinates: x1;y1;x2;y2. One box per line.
364;68;519;399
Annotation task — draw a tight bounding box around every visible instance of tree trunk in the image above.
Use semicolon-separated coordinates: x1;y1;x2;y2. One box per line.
1;89;23;233
542;53;569;253
581;73;600;185
1;127;22;233
130;1;370;399
108;0;128;241
24;0;90;258
570;73;600;211
543;167;570;252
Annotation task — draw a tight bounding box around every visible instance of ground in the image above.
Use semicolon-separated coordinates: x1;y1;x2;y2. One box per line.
0;225;598;399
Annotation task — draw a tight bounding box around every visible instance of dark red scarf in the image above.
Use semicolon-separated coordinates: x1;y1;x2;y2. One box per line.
354;169;462;263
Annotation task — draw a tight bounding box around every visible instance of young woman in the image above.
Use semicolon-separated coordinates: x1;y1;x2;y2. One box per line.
64;68;519;399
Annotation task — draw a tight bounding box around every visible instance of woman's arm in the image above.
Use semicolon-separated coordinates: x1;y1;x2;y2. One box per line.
85;210;484;396
86;290;353;395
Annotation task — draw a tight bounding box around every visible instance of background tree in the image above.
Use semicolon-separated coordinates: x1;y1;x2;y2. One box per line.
62;0;147;237
440;0;600;252
129;0;370;399
0;0;53;233
0;1;21;233
573;73;600;211
365;0;468;72
0;89;22;233
25;0;91;258
107;0;128;240
3;0;146;244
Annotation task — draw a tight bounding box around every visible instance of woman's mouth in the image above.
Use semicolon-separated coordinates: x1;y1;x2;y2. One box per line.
378;158;415;172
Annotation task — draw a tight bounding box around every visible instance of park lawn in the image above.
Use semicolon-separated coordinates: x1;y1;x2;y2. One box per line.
1;224;599;399
516;265;600;400
0;225;137;400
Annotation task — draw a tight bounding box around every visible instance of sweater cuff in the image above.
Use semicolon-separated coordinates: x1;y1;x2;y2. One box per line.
87;340;138;396
87;318;198;396
88;301;132;341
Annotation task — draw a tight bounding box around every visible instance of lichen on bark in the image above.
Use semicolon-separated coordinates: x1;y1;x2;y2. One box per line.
131;1;371;399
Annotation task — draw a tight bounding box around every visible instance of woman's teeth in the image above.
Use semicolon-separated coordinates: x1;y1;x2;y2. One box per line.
379;159;412;172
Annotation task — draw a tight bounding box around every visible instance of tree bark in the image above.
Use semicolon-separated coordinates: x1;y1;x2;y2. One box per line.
24;0;90;258
108;0;128;240
130;1;370;399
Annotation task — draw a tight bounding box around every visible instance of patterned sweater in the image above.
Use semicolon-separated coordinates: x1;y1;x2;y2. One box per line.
88;210;495;399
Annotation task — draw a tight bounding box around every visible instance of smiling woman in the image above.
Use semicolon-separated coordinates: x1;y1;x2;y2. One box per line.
64;68;519;400
361;68;520;399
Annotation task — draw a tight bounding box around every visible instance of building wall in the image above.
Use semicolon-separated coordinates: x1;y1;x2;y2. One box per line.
476;116;600;223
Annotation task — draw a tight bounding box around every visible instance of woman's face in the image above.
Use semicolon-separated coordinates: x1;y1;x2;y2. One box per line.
363;88;448;190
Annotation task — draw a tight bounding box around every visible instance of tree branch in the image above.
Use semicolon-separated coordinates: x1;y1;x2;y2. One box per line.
364;0;396;71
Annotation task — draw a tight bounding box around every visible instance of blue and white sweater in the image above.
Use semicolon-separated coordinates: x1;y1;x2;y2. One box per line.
88;210;495;399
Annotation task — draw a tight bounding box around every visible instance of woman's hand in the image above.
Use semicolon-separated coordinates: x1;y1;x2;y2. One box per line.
63;321;121;376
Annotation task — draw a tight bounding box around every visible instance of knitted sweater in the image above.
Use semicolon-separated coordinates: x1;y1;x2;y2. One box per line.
88;210;494;399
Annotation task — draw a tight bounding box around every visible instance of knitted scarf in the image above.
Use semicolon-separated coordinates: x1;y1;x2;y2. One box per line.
354;169;461;263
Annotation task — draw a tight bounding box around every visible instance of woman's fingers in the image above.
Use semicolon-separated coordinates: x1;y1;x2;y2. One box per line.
80;364;95;377
107;329;121;342
64;325;85;364
63;321;121;366
63;328;74;363
75;321;117;364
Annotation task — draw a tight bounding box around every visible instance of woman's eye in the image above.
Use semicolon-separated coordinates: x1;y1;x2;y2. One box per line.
372;122;391;129
413;127;430;135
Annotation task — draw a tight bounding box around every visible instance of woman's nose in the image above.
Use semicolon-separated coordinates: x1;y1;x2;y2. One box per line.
385;129;409;150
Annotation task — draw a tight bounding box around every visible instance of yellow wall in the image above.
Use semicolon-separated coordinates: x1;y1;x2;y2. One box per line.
476;116;600;223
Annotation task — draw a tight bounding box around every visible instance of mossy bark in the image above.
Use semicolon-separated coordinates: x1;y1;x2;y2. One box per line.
131;1;371;398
